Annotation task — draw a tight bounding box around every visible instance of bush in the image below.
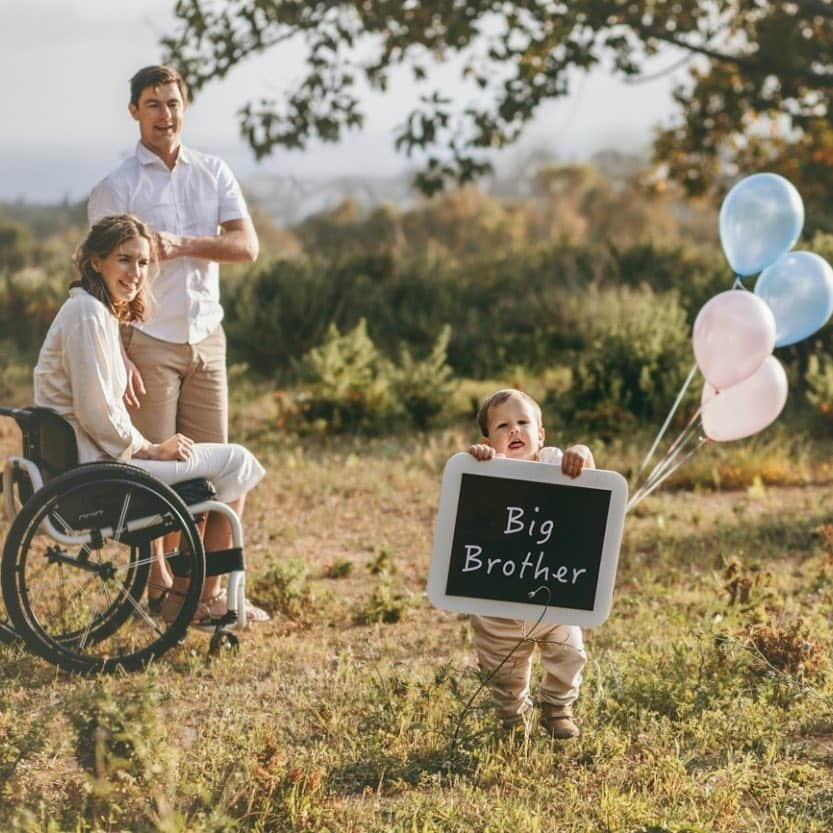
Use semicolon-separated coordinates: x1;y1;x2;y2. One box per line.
390;325;455;429
0;269;65;354
294;319;396;434
568;285;693;432
279;319;457;434
805;352;833;424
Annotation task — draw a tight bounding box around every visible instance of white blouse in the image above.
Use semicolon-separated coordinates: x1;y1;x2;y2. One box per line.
34;288;147;463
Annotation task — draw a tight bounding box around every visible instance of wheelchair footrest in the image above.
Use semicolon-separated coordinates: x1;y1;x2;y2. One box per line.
167;547;244;577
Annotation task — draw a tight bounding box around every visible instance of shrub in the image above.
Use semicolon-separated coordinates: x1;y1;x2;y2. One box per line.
250;557;315;621
294;319;396;434
390;325;455;429
0;269;65;354
278;320;457;434
805;352;833;424
354;578;413;624
568;285;693;432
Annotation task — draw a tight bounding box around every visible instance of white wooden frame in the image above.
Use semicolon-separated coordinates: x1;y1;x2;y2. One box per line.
427;453;628;627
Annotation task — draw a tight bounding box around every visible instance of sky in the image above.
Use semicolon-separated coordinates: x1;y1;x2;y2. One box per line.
0;0;687;203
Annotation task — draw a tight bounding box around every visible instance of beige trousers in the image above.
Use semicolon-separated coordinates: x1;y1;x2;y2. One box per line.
122;325;228;444
471;615;586;722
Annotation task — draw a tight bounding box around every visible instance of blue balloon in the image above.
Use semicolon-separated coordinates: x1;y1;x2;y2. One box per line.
754;251;833;347
719;173;804;276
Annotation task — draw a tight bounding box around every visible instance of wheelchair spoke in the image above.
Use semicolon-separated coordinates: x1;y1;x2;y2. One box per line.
113;493;131;543
77;584;109;650
50;509;93;560
111;552;157;572
119;587;164;635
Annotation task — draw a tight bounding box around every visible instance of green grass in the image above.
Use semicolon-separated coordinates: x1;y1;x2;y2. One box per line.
1;392;833;831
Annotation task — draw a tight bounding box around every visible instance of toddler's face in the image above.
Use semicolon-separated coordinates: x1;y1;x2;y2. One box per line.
485;395;544;460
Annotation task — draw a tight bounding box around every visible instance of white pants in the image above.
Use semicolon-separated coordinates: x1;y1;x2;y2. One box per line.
132;443;265;503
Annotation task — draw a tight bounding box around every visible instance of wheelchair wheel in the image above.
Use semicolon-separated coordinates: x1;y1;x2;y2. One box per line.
2;463;205;673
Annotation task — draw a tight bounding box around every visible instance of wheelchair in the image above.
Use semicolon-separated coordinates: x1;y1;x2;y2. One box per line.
0;405;249;673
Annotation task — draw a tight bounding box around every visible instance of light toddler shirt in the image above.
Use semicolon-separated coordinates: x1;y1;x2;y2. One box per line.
88;142;250;344
537;446;563;466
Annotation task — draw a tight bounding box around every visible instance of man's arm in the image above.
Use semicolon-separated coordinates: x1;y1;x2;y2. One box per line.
155;217;259;264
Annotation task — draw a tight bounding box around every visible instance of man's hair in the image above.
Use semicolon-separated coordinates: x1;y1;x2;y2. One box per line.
130;65;189;107
477;388;543;437
73;214;155;323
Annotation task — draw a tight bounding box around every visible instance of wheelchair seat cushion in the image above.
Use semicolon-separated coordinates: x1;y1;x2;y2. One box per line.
170;478;217;505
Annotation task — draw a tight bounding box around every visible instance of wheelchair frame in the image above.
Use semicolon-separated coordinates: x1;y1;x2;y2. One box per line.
0;405;249;672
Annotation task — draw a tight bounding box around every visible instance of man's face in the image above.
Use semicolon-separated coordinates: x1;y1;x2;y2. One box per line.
129;81;184;155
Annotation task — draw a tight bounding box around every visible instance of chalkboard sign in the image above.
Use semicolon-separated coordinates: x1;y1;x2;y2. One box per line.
427;453;628;627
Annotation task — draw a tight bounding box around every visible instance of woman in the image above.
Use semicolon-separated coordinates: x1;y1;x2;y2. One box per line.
34;214;268;626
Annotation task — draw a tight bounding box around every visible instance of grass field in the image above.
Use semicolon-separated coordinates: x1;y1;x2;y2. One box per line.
1;395;833;832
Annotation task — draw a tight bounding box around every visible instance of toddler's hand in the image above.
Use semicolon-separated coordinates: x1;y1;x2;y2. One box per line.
561;445;594;478
468;443;496;461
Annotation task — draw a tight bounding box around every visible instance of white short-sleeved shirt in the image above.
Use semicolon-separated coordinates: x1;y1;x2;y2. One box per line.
88;142;250;344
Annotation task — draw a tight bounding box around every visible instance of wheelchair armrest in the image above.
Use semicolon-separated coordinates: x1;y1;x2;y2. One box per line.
171;478;217;505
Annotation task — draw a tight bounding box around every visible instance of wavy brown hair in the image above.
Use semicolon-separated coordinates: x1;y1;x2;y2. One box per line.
73;215;155;323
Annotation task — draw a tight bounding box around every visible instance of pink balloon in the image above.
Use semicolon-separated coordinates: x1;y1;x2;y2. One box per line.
701;356;788;442
692;290;776;390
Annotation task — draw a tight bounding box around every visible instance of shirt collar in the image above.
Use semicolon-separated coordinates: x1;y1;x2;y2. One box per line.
135;141;191;168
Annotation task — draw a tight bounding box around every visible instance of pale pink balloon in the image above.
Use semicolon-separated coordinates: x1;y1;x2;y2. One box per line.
692;290;776;390
701;356;788;442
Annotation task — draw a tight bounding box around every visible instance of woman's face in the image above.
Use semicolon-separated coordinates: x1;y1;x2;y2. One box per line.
93;236;150;307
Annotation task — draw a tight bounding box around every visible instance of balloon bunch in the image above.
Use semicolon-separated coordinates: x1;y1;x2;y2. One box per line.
628;174;833;511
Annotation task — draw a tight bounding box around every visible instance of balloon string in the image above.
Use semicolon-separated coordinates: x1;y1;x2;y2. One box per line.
637;362;698;478
639;419;703;495
732;274;745;289
638;401;704;492
628;420;704;509
628;437;708;512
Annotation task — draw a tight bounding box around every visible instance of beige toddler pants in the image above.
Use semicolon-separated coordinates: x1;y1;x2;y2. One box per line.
471;615;586;723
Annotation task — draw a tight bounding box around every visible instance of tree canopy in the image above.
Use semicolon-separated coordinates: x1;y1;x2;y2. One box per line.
163;1;833;199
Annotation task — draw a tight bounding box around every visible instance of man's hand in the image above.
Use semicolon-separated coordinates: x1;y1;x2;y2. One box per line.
561;444;595;478
154;230;184;261
153;219;258;264
123;356;146;409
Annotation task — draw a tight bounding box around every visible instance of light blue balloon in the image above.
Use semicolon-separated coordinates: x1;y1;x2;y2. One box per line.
754;251;833;347
719;173;804;276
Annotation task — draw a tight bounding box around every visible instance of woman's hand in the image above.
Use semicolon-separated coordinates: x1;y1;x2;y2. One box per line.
146;433;194;461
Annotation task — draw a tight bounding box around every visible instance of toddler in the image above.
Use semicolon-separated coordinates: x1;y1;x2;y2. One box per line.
467;388;594;739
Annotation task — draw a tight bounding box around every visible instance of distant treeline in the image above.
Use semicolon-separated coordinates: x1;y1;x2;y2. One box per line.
4;168;833;435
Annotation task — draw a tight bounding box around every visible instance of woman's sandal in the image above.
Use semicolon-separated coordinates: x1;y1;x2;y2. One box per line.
193;589;271;630
162;588;270;630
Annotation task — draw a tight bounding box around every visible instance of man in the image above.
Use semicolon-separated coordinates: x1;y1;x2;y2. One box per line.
88;64;258;443
88;65;265;623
